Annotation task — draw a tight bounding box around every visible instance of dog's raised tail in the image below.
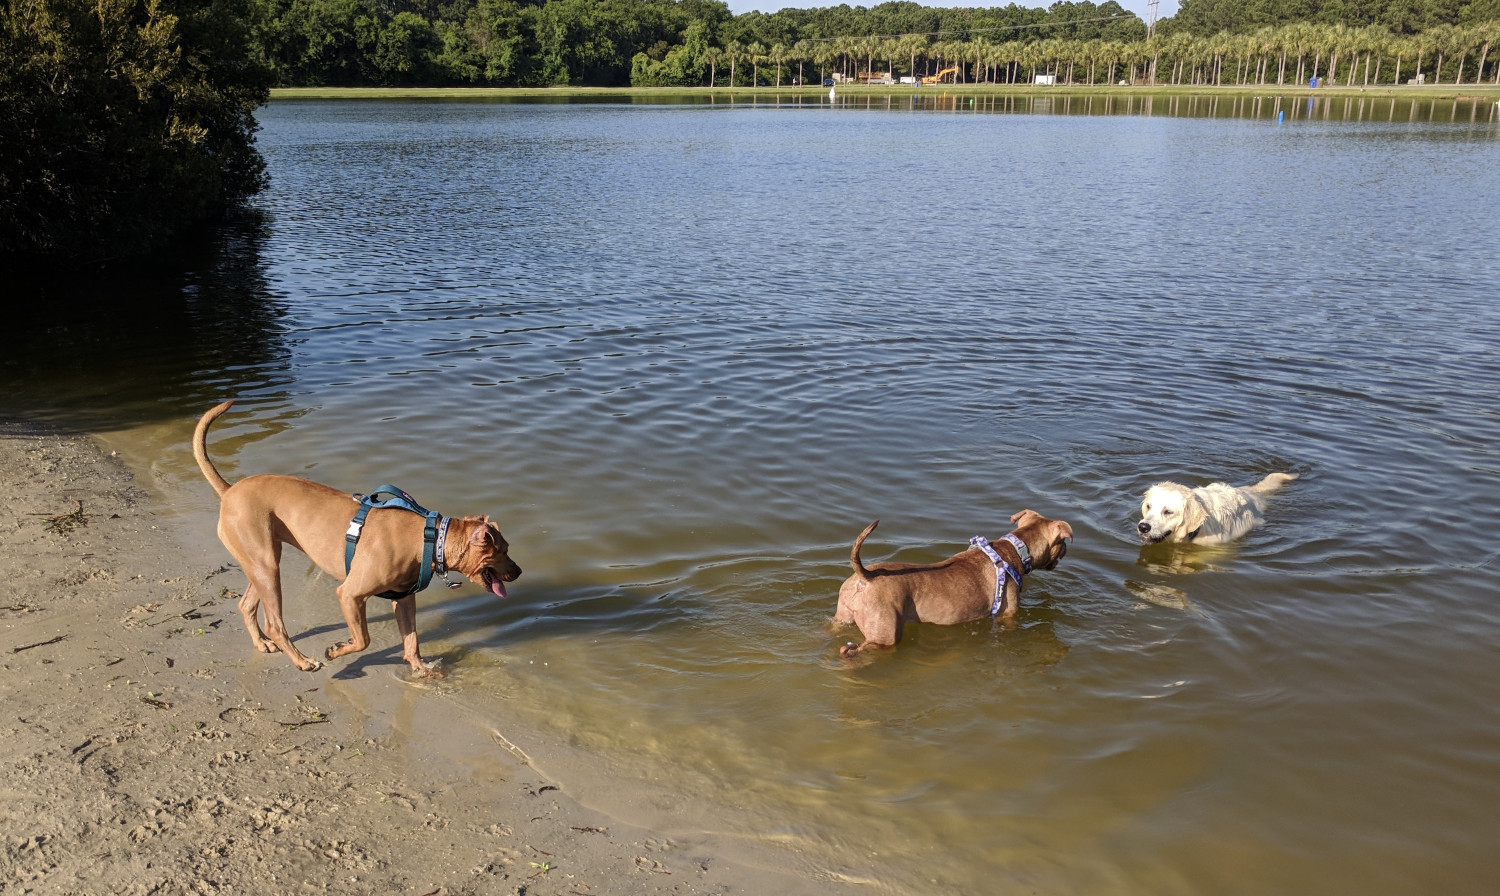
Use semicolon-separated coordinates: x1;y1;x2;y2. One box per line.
849;520;880;581
1250;472;1298;494
193;400;236;498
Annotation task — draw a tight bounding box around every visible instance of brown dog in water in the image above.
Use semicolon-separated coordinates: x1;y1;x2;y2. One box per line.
193;400;520;677
833;510;1073;657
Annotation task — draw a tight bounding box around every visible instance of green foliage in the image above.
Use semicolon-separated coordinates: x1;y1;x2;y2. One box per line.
1;0;272;265
237;0;1497;91
1171;0;1467;35
631;17;708;84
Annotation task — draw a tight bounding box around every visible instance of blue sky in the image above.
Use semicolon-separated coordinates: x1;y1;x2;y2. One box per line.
723;0;1181;25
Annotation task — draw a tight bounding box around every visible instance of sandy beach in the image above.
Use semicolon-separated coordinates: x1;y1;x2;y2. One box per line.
0;421;830;896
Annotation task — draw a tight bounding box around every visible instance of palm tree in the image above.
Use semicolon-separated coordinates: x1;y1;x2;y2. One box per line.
770;43;787;87
861;36;880;82
1124;40;1148;85
1390;34;1410;86
1018;41;1041;83
1412;29;1431;83
1303;23;1328;84
1288;23;1313;85
1357;26;1388;85
1231;32;1252;84
833;36;856;81
1248;27;1273;84
1475;23;1495;85
900;34;925;83
971;37;992;83
1272;25;1291;84
703;46;722;87
1428;24;1457;84
881;37;899;80
726;39;741;87
997;40;1018;84
1140;34;1158;84
813;40;836;83
965;39;986;84
747;42;766;86
1164;32;1192;84
1324;24;1349;87
792;39;812;85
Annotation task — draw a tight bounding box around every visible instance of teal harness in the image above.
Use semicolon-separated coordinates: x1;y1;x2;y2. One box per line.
344;485;452;600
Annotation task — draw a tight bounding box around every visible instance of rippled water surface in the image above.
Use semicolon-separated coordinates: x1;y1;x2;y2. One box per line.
11;97;1500;893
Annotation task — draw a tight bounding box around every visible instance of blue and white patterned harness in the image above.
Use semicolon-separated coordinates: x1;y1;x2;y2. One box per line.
968;533;1034;616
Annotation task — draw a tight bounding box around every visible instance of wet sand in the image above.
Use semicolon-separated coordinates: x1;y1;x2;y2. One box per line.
0;420;832;895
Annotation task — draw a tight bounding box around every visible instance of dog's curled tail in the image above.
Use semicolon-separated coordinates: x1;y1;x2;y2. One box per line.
193;400;236;498
1250;472;1298;494
849;520;880;581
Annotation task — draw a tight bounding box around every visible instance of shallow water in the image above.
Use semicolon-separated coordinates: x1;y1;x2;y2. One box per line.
8;97;1500;893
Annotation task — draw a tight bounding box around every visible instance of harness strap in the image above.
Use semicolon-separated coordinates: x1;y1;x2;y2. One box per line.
971;535;1025;617
344;485;444;600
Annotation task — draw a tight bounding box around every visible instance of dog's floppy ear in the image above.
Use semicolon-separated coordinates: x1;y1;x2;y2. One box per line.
467;517;497;548
1180;491;1207;537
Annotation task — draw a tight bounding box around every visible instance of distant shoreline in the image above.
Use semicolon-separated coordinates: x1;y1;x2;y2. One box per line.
270;83;1500;101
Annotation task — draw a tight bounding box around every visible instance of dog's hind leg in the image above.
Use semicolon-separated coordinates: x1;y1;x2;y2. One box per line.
235;544;323;672
244;568;323;671
236;582;276;654
839;611;900;658
219;505;323;671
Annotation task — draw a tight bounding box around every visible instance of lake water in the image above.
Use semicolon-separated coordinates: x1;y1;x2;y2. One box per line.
8;95;1500;893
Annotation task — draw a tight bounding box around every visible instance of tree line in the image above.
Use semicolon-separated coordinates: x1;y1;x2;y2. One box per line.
6;0;1496;266
248;0;1500;88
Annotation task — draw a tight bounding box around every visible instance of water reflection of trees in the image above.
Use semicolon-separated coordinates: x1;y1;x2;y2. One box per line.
1;210;291;433
677;91;1495;123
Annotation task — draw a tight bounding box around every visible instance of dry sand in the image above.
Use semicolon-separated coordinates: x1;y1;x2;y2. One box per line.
0;422;833;895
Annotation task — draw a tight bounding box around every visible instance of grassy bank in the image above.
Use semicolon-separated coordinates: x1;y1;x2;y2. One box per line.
271;83;1500;101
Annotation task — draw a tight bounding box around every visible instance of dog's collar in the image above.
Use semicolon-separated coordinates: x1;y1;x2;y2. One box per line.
970;535;1025;617
434;515;453;576
1001;533;1034;573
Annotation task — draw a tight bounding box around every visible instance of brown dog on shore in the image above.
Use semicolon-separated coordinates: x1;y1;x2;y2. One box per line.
193;400;521;676
833;510;1073;657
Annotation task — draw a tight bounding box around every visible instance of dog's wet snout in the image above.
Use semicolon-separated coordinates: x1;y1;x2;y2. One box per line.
1137;521;1152;535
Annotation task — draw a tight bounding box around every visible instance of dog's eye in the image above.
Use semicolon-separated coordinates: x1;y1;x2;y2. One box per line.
1164;509;1174;516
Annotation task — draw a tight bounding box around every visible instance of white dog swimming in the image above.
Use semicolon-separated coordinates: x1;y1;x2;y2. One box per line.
1137;473;1297;545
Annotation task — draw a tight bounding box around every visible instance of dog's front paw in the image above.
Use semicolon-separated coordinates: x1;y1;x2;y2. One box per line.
839;641;859;658
299;658;323;672
411;658;445;680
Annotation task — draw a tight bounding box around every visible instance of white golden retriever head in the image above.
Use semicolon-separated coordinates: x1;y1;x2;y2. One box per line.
1138;482;1208;544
